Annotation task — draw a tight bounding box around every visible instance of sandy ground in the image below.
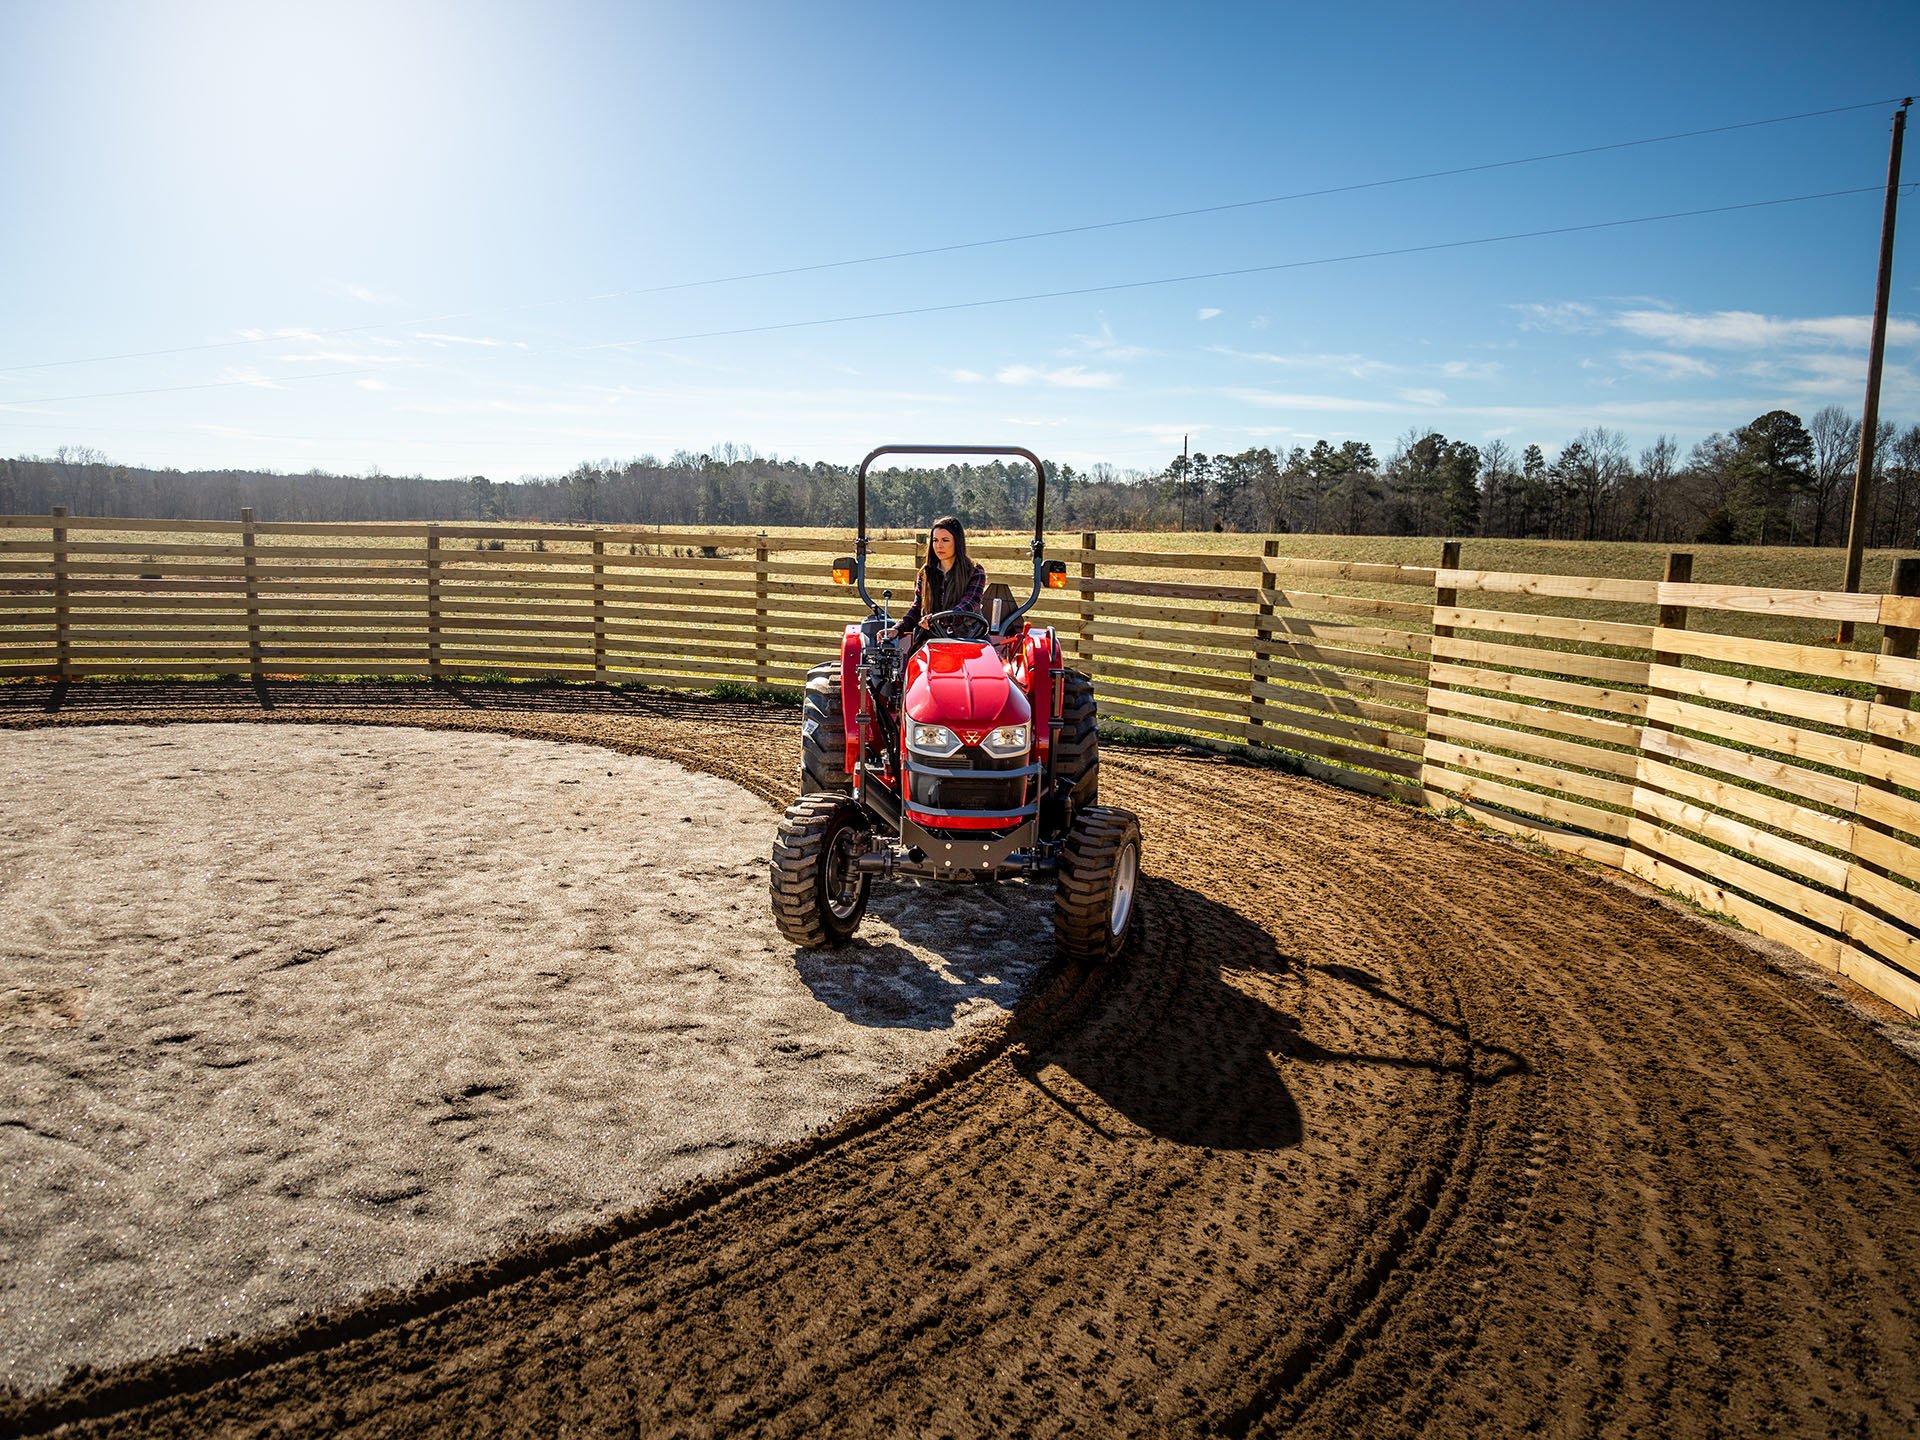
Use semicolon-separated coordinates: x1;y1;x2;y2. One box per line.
0;722;1049;1393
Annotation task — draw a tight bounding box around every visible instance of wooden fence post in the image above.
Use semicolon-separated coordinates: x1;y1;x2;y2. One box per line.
426;525;442;680
1420;540;1462;778
592;535;608;683
1859;556;1920;886
1251;537;1278;748
753;531;770;687
51;506;69;681
1628;551;1694;871
241;507;261;684
1078;531;1096;669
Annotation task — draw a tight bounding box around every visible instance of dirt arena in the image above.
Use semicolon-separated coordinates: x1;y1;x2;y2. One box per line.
3;682;1918;1439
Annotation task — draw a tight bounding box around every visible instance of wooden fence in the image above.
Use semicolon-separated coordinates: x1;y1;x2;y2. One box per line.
2;512;1917;1018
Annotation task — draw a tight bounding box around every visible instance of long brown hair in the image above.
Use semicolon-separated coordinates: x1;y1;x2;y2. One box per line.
921;515;972;613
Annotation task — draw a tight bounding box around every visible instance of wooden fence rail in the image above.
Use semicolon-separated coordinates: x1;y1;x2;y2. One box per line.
1;513;1916;1016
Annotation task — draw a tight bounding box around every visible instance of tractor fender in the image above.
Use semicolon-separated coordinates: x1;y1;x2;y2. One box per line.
841;624;864;777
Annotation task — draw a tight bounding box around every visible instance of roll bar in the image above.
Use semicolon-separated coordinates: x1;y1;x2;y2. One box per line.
852;444;1049;632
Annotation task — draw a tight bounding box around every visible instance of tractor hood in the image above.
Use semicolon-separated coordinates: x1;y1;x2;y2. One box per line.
903;641;1031;734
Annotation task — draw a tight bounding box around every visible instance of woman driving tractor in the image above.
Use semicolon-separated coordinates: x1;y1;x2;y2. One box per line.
889;515;985;642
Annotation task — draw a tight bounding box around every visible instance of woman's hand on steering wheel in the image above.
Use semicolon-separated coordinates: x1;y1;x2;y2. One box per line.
925;608;991;640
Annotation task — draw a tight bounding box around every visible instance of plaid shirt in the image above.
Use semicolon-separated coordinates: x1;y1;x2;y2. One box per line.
895;560;986;633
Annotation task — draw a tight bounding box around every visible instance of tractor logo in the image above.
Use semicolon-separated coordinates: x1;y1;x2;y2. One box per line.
960;729;987;746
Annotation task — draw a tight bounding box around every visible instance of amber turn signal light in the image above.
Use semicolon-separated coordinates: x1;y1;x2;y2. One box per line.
1042;560;1068;589
831;556;855;585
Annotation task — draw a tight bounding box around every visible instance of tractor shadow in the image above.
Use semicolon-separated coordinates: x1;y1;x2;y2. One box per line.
792;881;1056;1031
1015;877;1530;1152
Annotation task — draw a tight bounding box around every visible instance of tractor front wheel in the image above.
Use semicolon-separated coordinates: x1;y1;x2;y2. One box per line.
772;794;873;948
799;662;851;795
1053;805;1142;964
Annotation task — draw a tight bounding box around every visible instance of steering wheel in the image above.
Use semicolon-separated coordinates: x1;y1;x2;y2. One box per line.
926;608;991;641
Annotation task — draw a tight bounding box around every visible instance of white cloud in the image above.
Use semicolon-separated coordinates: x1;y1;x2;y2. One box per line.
1212;347;1397;380
1612;308;1920;350
1439;359;1502;381
1511;301;1600;334
1071;321;1150;360
413;332;529;349
1197;308;1223;321
1225;388;1416;415
995;364;1119;390
1616;350;1717;380
1400;388;1448;407
219;367;285;390
356;377;390;391
1249;314;1271;331
945;368;984;383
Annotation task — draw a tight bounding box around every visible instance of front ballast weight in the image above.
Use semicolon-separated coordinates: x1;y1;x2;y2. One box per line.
772;442;1143;966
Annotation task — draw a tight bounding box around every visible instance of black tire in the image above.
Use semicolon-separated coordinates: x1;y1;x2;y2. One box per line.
1053;668;1099;804
1053;805;1141;965
799;662;851;795
771;794;872;948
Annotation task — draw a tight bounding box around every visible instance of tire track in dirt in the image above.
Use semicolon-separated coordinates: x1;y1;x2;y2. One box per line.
2;685;1918;1438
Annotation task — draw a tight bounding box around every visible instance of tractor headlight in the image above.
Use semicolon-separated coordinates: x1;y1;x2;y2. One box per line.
980;724;1030;757
906;722;962;756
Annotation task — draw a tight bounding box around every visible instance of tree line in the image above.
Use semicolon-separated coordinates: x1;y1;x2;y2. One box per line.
5;406;1918;546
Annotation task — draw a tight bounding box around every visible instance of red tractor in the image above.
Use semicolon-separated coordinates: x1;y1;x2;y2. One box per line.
772;444;1141;965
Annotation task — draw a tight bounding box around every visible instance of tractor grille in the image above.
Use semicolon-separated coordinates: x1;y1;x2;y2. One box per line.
908;770;1028;815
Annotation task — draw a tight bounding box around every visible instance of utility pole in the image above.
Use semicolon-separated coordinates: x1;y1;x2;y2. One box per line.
1837;97;1910;645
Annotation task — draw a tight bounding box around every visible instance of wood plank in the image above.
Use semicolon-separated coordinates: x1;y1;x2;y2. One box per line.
1846;865;1920;932
1867;698;1920;746
1418;766;1633;839
1092;675;1255;715
1428;686;1642;748
0;515;245;535
1631;786;1852;891
1436;568;1660;605
1621;848;1847;969
1427;661;1649;719
1841;905;1920;983
1084;654;1248;695
1250;678;1423;729
1428;712;1640;777
1254;701;1426;757
1856;783;1920;842
1640;727;1859;812
1077;595;1253;629
1626;818;1852;930
1254;642;1431;682
1423;739;1636;808
1100;697;1251;744
1429;795;1630;865
1252;654;1430;708
1067;546;1266;573
1085;618;1262;652
1433;605;1654;650
1657;580;1883;625
1259;587;1431;622
1653;625;1920;690
1263;558;1436;588
1081;576;1258;604
1250;724;1425;779
1257;615;1432;656
1647;663;1872;733
1834;940;1920;1018
1851;739;1920;795
1645;694;1865;775
1850;827;1920;887
1431;634;1648;686
1634;756;1856;854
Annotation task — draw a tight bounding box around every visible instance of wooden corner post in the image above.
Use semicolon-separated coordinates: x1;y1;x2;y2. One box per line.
1077;532;1096;669
752;532;771;687
51;506;70;681
1251;538;1279;749
425;525;442;680
1628;550;1694;869
241;507;262;683
592;535;609;683
1424;539;1462;740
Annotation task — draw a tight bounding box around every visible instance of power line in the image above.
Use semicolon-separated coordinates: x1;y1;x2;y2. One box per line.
603;185;1896;347
0;96;1904;377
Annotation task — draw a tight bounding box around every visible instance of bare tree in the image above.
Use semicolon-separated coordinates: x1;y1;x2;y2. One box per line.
1806;405;1860;546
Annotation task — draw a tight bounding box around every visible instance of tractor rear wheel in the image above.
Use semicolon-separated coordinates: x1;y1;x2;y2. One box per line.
1053;805;1141;964
771;794;872;948
800;662;851;795
1053;668;1099;804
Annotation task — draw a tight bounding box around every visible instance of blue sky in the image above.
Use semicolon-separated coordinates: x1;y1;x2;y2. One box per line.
1;0;1916;482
